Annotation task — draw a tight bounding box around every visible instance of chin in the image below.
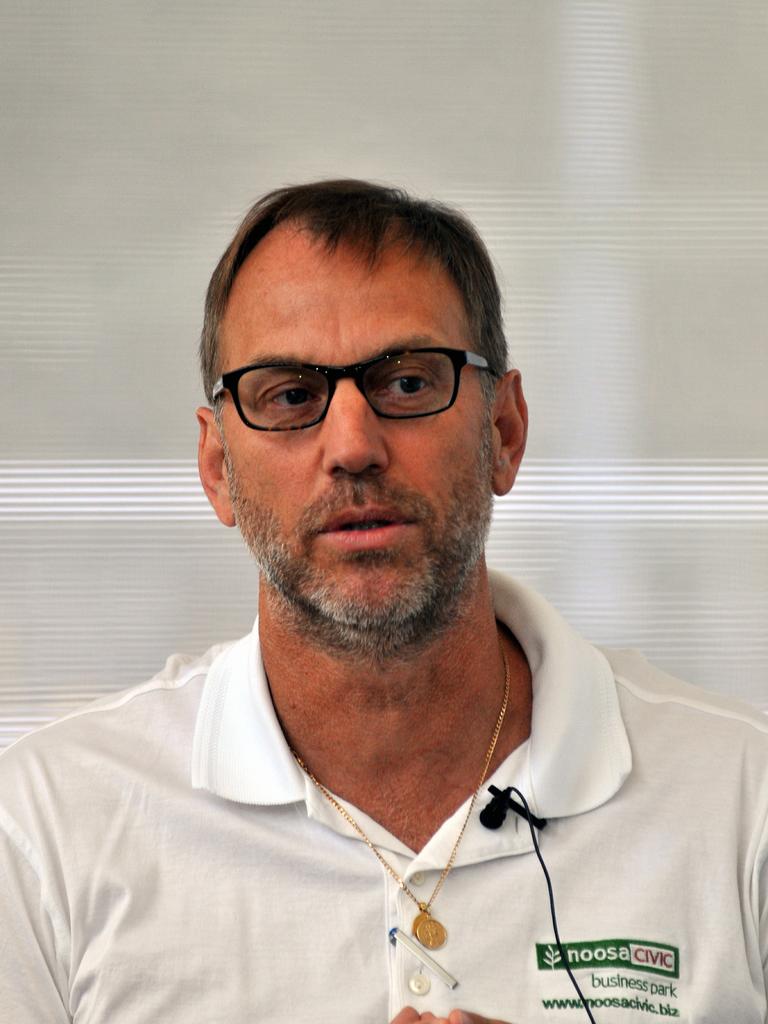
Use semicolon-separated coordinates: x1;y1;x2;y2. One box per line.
261;541;481;660
322;557;420;603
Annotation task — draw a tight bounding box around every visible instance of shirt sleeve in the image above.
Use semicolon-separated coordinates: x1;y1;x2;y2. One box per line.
0;809;72;1022
754;799;768;1016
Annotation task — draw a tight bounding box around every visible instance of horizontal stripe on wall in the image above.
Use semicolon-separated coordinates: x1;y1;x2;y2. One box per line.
1;515;765;748
0;461;766;521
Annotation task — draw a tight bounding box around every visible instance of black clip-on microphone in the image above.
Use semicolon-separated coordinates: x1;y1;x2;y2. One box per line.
478;784;596;1023
480;785;548;831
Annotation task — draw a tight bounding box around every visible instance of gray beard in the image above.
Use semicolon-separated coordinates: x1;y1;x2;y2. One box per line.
224;427;494;663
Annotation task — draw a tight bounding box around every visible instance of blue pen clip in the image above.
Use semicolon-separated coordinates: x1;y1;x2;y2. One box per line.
389;927;459;989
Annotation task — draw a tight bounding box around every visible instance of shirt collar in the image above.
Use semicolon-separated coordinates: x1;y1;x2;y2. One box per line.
191;625;305;804
191;571;631;820
487;569;631;818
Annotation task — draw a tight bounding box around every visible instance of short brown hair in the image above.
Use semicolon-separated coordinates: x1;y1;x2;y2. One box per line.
199;179;508;402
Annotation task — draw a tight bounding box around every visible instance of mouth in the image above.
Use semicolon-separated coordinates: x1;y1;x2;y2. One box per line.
319;508;413;536
317;503;417;544
335;519;398;532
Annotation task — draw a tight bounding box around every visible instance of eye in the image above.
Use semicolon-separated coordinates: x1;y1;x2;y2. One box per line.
385;373;429;395
370;363;440;405
238;367;327;416
271;384;319;407
363;352;455;415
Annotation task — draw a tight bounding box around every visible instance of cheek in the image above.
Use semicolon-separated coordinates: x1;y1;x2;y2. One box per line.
241;470;295;521
405;439;482;510
226;448;278;511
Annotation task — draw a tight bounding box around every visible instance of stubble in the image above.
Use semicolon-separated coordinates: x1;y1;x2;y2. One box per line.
223;423;495;663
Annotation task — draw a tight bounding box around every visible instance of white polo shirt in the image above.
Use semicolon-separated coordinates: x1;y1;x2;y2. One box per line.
1;572;767;1023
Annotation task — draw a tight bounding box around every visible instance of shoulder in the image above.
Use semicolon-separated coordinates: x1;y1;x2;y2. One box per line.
602;645;768;733
600;646;768;787
0;639;238;799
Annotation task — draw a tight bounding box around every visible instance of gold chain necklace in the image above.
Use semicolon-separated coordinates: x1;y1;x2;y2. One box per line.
292;642;510;951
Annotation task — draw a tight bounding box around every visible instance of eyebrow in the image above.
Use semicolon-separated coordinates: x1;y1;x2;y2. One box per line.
238;335;447;370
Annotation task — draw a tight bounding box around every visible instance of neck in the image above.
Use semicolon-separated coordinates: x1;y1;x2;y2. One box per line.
258;565;532;849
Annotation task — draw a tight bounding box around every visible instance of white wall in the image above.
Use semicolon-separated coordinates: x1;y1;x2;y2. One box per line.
2;0;766;746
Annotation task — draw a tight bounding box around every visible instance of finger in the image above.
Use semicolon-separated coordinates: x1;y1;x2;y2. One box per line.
448;1011;514;1024
389;1007;423;1024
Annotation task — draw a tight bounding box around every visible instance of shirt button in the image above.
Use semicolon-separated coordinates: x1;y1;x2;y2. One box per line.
408;972;431;996
410;871;426;886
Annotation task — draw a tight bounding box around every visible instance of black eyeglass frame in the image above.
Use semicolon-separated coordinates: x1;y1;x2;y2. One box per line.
211;347;498;432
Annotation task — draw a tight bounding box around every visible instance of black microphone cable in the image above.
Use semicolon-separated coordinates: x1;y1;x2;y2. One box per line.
485;786;597;1024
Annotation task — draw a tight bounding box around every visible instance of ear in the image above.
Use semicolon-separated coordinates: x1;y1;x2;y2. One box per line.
490;370;528;496
196;406;236;527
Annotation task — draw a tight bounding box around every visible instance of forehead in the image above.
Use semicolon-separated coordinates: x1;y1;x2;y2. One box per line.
219;224;471;369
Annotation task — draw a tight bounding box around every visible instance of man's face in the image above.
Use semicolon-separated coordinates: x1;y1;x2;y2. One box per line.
200;224;524;660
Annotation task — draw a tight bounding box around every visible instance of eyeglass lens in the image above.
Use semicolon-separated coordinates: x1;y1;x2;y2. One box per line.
236;351;457;430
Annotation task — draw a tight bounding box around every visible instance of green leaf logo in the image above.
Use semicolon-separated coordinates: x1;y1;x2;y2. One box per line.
544;945;561;968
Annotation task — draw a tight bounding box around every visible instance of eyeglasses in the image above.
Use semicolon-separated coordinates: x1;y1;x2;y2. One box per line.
212;347;497;432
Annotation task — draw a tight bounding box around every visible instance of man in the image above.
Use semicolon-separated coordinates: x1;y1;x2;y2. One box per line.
1;180;767;1023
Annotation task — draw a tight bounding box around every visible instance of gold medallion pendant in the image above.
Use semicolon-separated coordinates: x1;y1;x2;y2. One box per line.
413;909;448;950
292;637;510;964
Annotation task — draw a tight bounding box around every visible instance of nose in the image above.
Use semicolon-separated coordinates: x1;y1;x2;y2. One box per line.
319;379;390;477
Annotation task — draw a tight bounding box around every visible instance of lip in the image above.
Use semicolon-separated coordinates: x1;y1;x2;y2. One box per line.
317;506;416;550
319;506;412;534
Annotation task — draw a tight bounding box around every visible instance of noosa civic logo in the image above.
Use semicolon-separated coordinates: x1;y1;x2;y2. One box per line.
536;938;679;979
